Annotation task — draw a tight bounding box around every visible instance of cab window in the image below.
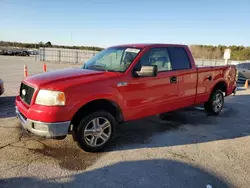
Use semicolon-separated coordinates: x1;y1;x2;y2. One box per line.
167;47;191;70
139;47;172;72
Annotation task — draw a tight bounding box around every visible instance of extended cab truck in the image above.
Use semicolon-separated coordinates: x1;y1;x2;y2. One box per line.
15;44;237;152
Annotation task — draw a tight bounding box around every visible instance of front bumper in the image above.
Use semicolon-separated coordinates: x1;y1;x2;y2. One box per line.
16;106;70;138
0;82;4;96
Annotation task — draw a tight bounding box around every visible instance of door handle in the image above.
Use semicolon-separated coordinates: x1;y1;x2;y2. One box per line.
170;76;177;83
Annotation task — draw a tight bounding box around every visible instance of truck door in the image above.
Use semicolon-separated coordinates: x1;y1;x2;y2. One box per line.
167;46;198;109
119;47;179;120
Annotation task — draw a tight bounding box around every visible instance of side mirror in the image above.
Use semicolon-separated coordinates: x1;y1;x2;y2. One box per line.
133;65;158;77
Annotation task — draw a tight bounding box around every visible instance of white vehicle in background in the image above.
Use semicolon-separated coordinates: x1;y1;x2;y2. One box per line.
236;62;250;82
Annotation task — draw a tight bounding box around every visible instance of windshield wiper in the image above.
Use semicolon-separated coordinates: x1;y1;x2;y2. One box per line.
86;64;108;72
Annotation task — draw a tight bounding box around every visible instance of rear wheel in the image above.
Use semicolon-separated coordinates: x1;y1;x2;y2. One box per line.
74;111;116;152
204;89;224;115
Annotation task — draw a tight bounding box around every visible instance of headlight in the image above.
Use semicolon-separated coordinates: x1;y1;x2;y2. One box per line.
35;90;66;106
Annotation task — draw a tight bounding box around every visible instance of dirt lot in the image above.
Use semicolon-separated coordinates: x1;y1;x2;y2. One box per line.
0;56;250;188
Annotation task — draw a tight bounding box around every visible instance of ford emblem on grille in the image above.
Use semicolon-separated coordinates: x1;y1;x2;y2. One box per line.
22;89;26;96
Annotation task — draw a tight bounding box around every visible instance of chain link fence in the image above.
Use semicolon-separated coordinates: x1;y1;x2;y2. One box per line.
36;47;99;64
36;47;246;66
195;58;244;67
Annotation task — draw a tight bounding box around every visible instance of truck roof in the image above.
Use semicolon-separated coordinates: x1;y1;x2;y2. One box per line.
109;43;188;49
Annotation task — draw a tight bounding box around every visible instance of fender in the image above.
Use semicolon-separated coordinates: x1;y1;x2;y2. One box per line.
210;65;236;96
66;83;124;120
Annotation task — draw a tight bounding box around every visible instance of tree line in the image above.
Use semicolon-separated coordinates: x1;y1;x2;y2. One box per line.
0;41;104;51
189;45;250;60
1;41;250;60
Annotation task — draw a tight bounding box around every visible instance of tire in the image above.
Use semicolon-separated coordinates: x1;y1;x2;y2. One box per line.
74;111;116;152
204;89;224;115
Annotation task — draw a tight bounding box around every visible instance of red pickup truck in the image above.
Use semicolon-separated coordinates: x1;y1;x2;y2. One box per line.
15;44;237;152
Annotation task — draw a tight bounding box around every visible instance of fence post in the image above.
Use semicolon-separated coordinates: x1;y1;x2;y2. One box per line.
202;57;204;66
43;48;45;61
225;59;228;65
76;51;78;64
40;48;42;61
58;50;61;62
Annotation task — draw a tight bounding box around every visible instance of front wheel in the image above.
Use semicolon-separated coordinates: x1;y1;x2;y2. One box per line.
204;89;224;115
74;111;116;152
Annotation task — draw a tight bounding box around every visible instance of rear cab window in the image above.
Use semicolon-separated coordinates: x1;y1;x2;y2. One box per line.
167;47;191;70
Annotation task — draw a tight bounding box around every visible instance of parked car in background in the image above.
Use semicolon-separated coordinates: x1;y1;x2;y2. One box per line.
15;43;237;152
0;49;30;56
12;50;30;56
236;62;250;82
27;49;39;55
0;79;4;96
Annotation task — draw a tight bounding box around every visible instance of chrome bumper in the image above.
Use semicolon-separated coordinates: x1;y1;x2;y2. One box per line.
15;106;70;138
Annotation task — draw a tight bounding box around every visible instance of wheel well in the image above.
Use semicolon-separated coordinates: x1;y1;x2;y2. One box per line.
212;81;227;95
70;99;123;132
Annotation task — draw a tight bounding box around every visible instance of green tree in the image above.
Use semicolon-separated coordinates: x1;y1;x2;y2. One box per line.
45;41;52;47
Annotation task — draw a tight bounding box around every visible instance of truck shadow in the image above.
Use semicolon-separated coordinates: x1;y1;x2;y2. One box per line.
20;93;250;172
106;93;250;152
3;92;250;173
0;159;232;188
0;96;16;118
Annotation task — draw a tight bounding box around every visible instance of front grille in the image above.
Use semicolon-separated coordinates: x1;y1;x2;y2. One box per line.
19;83;35;105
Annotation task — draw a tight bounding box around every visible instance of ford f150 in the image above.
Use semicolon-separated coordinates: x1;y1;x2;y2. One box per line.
15;44;237;152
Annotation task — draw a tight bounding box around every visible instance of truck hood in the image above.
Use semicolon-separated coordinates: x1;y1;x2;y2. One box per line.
24;68;108;88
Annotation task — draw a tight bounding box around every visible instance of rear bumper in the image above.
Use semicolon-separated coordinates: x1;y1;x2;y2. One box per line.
232;86;237;95
16;106;70;138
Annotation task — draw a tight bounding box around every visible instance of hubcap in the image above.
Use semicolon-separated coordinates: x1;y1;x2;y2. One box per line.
84;117;111;147
213;93;223;112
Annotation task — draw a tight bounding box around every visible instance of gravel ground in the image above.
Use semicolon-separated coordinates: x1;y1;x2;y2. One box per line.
0;56;250;188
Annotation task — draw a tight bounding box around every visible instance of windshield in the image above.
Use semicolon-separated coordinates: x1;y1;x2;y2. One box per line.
82;47;141;72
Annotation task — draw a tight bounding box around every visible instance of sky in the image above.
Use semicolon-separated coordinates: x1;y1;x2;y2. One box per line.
0;0;250;47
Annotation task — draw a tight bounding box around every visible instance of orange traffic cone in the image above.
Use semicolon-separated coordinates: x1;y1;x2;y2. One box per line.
24;64;28;78
43;63;47;72
244;79;249;89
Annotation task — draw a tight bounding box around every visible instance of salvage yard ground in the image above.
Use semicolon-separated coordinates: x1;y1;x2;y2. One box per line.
0;56;250;188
